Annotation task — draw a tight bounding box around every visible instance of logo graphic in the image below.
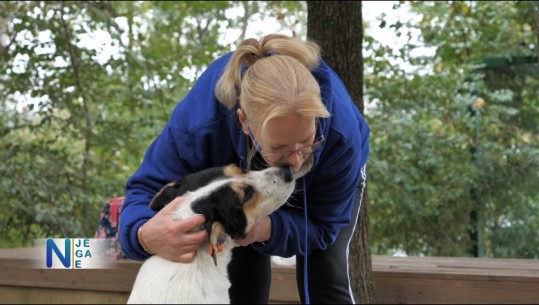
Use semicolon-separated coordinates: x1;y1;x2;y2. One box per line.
34;238;114;269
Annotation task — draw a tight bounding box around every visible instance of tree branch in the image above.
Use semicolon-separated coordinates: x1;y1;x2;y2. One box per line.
59;2;92;188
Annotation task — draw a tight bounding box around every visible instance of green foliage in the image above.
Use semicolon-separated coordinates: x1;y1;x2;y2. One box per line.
0;1;301;247
365;1;539;258
1;0;537;260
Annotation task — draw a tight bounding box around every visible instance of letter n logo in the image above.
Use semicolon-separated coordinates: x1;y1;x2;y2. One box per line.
46;238;71;268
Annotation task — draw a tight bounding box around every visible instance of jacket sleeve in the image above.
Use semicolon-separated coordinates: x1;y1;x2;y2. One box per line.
118;53;234;260
118;121;197;260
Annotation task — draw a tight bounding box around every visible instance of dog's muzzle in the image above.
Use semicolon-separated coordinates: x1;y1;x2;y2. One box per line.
280;166;293;183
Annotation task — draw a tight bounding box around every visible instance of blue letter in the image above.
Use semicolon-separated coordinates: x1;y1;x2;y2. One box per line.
46;239;71;268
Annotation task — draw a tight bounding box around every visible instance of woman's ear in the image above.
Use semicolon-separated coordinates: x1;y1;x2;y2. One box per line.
237;108;249;135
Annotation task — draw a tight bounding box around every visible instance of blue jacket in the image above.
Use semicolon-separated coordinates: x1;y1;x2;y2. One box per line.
119;52;370;260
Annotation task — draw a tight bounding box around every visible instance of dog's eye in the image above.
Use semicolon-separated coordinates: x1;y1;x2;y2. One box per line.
242;185;255;203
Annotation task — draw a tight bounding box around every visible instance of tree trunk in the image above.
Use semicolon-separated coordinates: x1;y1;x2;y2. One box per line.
307;2;375;303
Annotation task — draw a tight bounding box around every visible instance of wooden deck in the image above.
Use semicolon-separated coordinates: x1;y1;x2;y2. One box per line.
372;255;539;304
1;247;538;304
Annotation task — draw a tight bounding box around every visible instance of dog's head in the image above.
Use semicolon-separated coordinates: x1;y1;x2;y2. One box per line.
149;164;296;264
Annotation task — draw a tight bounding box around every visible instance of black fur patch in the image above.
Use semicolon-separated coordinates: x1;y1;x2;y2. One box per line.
149;165;249;238
191;186;248;239
149;167;228;211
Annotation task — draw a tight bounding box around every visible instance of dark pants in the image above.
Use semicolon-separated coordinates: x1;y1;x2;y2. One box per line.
295;190;361;304
228;167;366;304
228;246;272;304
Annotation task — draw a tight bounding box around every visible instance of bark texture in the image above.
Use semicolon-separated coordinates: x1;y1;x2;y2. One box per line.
307;2;375;303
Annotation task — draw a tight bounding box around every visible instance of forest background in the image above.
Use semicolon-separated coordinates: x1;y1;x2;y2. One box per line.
1;1;538;260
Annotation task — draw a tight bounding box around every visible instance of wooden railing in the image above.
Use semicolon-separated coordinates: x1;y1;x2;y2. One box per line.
1;247;538;304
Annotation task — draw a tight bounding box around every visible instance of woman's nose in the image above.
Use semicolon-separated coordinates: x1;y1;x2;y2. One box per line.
286;152;302;170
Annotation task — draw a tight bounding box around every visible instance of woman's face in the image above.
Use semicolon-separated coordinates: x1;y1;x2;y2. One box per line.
240;110;317;174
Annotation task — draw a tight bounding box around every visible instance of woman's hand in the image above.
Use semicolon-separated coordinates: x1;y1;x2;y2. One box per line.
234;215;271;247
138;196;207;263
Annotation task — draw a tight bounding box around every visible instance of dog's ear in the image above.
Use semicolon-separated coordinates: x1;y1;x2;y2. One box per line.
149;181;183;211
193;186;248;240
150;167;231;211
208;222;228;266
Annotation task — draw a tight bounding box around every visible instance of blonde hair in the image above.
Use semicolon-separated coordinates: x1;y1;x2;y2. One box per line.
215;34;330;138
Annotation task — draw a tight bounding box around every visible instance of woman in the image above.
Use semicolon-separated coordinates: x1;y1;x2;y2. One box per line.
119;33;370;304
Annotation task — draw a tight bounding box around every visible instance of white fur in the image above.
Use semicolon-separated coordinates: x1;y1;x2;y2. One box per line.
127;167;295;304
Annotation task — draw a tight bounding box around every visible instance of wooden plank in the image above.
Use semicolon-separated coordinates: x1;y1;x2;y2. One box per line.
371;255;539;304
374;276;539;304
0;247;300;303
0;255;140;292
2;248;539;304
373;255;539;275
0;286;128;304
269;264;300;303
372;255;539;283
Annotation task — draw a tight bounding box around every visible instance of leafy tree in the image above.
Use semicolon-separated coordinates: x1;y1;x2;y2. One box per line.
365;1;539;258
2;0;538;263
0;1;290;246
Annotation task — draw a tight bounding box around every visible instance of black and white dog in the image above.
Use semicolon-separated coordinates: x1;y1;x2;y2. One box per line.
127;164;297;304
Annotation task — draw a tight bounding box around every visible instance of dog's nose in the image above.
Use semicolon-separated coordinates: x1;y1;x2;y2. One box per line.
280;166;293;182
